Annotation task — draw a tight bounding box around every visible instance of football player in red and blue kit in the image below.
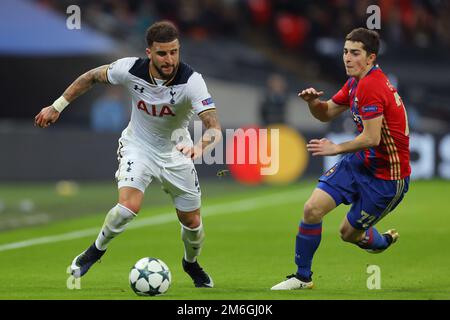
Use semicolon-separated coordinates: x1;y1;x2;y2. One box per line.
272;28;411;290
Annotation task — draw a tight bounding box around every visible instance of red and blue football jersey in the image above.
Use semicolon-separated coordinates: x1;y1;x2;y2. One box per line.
332;65;411;180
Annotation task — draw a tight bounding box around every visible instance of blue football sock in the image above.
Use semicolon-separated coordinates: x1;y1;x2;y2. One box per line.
357;227;389;250
295;221;322;280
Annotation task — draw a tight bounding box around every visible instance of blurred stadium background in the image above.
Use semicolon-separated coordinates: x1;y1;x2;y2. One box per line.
0;0;450;299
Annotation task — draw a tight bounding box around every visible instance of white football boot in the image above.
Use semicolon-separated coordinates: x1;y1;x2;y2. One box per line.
271;274;314;290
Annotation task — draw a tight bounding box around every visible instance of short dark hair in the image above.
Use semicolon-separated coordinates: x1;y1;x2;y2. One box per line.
145;21;179;47
345;28;380;55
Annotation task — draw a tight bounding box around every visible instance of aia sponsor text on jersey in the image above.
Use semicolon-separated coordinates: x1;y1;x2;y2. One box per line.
137;100;175;117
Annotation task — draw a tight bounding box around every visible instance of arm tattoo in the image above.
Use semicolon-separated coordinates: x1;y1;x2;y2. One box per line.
62;65;109;102
199;110;221;130
198;110;222;149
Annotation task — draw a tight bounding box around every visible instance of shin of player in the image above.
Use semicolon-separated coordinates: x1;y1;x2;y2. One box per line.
178;209;205;262
95;186;142;251
95;204;137;251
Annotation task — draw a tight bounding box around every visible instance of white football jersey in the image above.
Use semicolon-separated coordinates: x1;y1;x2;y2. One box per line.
106;57;216;157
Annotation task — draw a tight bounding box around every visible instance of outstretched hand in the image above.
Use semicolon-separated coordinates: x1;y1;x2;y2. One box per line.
34;106;60;128
298;87;324;102
307;138;339;156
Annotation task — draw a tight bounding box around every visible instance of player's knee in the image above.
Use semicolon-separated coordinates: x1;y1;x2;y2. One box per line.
119;201;140;214
182;218;200;229
181;218;201;229
303;201;325;223
118;188;143;214
178;209;201;229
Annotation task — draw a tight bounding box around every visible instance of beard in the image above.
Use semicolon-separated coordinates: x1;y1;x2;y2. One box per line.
153;61;178;80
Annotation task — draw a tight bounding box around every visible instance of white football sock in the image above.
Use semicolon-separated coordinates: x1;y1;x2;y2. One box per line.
95;204;136;251
181;221;205;263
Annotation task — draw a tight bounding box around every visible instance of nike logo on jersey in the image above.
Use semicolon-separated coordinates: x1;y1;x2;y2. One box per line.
137;100;175;117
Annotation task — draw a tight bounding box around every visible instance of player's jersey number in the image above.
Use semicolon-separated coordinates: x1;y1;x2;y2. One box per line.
393;92;409;136
356;211;377;229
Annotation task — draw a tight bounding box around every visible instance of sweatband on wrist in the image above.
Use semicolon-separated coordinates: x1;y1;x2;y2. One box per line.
52;96;69;112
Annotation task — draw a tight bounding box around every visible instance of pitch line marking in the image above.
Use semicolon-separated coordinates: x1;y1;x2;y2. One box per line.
0;187;310;252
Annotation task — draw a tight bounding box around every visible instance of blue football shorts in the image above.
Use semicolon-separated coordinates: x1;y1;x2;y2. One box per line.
317;153;409;230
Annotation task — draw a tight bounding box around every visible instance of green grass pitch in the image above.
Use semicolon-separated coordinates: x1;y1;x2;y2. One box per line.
0;180;449;299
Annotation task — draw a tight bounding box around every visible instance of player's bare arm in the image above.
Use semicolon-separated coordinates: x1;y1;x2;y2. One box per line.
299;88;347;122
198;109;222;150
62;65;110;102
177;110;222;160
307;116;382;156
34;65;109;128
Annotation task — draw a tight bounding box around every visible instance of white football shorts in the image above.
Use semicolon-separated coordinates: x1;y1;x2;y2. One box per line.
114;141;201;212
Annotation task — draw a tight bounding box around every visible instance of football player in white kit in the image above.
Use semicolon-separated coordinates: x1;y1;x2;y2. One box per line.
34;21;222;288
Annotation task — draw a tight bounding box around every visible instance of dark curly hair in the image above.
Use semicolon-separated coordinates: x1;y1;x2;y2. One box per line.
146;21;179;47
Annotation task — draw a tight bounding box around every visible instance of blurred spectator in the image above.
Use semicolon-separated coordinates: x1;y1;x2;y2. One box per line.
39;0;450;50
259;73;288;126
90;87;128;133
247;0;272;25
275;14;310;49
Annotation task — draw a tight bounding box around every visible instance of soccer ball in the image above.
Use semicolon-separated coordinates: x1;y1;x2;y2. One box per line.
129;257;172;296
